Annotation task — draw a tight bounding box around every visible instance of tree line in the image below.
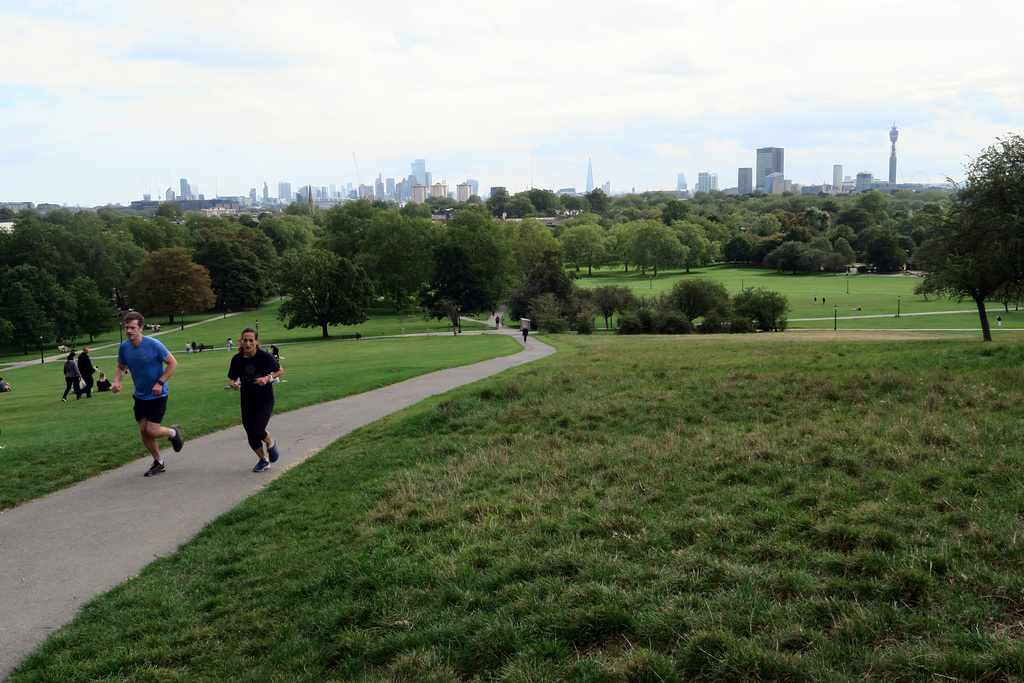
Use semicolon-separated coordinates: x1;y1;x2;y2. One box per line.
0;176;965;349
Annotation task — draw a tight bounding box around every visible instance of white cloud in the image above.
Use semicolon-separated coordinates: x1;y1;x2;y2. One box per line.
1;0;1024;204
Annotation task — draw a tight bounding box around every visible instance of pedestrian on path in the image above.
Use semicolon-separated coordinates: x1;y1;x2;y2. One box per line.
61;352;83;402
522;326;529;343
227;326;283;473
112;312;184;477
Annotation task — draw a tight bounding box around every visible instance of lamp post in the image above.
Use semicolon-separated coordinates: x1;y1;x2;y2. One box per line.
649;276;652;290
255;318;259;333
834;305;837;331
846;272;849;294
39;336;44;364
897;296;901;318
119;321;123;343
181;310;185;331
741;277;744;292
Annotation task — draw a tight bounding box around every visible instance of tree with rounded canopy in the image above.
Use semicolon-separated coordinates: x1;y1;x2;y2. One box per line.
918;134;1024;341
486;188;510;218
733;287;790;331
666;277;730;322
357;211;437;314
560;219;607;275
278;249;374;338
125;248;215;324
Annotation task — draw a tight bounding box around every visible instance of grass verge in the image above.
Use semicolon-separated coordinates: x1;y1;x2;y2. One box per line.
10;333;1024;681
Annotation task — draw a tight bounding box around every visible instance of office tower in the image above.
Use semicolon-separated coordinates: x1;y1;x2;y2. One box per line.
755;147;784;190
411;159;427;186
889;123;899;184
466;179;479;197
738;168;753;195
425;171;432;187
263;182;269;201
385;177;395;198
855;172;873;193
677;172;687;191
697;172;718;192
833;165;843;191
249;188;257;203
278;182;292;203
456;183;473;203
165;187;175;201
179;178;190;200
374;175;384;200
586;159;595;193
601;181;611;194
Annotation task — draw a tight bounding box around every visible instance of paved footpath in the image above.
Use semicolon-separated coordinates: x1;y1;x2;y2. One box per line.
0;330;554;678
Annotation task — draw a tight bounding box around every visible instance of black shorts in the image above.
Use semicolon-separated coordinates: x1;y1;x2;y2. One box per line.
133;396;168;424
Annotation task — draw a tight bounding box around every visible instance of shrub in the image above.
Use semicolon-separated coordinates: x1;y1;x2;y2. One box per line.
733;287;790;331
617;312;644;334
655;310;694;335
575;312;594;335
698;309;728;334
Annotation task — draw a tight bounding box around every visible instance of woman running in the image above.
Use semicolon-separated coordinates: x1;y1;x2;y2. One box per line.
227;326;283;472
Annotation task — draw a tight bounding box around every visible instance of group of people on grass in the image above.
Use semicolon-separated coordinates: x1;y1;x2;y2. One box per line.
92;312;283;477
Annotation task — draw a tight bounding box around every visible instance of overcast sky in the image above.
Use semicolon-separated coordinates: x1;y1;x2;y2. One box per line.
3;0;1023;207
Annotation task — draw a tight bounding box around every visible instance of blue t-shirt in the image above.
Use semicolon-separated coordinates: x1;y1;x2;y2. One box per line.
118;336;170;400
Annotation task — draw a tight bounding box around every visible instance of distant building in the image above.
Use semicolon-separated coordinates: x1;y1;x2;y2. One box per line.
697;172;718;193
738;167;753;195
430;183;447;198
832;165;843;192
677;172;688;191
411;185;429;203
456;183;473;203
855;172;873;193
889;123;899;185
756;147;784;190
411;159;427;186
764;172;786;194
586;159;595;193
179;178;191;201
278;182;292;203
465;179;479;197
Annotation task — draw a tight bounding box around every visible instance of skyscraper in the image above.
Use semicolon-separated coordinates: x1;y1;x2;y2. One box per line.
179;178;190;200
755;147;784;190
586;159;594;193
263;182;269;202
888;123;899;185
738;168;753;195
677;172;687;191
278;182;292;203
697;172;718;193
833;165;843;192
411;159;427;186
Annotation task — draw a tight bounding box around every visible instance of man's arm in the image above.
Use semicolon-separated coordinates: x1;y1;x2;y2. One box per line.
153;353;178;395
112;363;127;394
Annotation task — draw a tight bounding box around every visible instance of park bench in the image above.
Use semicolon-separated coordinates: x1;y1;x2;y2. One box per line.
197;344;214;352
341;333;361;341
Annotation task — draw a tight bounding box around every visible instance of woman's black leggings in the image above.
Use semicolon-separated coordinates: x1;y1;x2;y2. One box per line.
241;399;274;451
63;377;79;400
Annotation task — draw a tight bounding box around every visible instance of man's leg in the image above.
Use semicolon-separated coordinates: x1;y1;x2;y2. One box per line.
138;418;171;459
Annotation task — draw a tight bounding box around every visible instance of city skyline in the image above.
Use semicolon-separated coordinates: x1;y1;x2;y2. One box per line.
2;1;1024;207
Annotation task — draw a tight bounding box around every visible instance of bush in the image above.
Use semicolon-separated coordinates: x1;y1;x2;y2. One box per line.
617;312;644;334
728;314;755;334
733;287;790;331
575;312;594;335
697;309;727;334
655;310;694;335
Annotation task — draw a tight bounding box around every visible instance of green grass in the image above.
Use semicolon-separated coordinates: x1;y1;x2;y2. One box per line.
0;333;520;510
11;333;1024;681
576;264;1024;333
0;299;489;367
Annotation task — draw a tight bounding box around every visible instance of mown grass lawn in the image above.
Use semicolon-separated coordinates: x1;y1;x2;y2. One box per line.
10;333;1024;681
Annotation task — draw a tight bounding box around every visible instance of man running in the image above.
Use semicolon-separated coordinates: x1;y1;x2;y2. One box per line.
112;312;184;476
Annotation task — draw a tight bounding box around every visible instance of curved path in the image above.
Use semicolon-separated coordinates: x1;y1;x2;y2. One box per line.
0;329;554;678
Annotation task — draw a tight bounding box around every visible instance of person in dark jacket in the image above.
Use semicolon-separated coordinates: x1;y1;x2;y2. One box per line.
77;347;98;398
62;352;83;402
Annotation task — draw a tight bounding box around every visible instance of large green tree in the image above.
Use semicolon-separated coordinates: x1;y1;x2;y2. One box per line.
357;212;436;314
278;249;374;338
125;248;215;324
560;219;607;275
918;134;1024;341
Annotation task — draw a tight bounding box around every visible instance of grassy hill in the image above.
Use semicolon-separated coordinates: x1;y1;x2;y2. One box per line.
10;332;1024;681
